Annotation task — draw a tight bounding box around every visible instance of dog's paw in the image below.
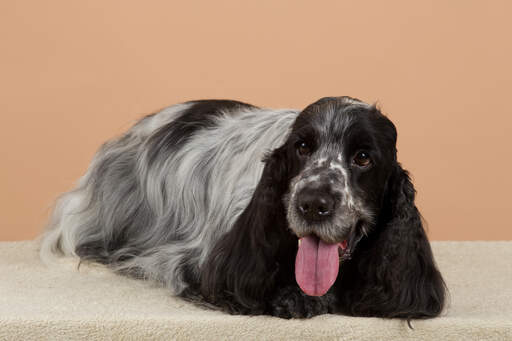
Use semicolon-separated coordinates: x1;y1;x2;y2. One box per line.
269;285;335;318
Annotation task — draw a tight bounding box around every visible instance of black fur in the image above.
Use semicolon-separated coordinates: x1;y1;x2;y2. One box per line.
146;99;256;164
198;97;446;320
335;166;445;320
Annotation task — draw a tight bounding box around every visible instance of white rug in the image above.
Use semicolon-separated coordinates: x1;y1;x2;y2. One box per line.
0;241;511;340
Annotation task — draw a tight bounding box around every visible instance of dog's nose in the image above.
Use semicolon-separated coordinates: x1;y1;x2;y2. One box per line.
297;189;335;222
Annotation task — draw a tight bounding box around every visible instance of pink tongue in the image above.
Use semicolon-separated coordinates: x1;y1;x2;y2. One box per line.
295;235;340;296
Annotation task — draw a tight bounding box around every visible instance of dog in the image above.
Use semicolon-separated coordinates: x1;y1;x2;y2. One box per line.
40;96;446;320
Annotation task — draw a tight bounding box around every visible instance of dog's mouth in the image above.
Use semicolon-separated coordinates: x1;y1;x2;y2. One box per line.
294;228;364;297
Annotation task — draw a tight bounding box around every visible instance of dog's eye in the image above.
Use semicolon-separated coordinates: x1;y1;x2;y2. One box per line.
296;141;311;156
353;151;371;167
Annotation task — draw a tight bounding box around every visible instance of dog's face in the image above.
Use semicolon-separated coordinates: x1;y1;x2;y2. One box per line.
283;97;397;257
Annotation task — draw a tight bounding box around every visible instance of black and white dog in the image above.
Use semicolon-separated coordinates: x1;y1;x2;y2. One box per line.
41;96;446;320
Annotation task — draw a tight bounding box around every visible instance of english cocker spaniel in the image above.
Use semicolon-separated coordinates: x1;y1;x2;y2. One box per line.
41;96;446;320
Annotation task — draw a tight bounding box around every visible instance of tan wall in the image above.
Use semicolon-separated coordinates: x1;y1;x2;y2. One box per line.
1;1;511;241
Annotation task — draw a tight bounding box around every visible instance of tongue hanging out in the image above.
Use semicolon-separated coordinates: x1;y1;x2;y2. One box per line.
295;235;345;296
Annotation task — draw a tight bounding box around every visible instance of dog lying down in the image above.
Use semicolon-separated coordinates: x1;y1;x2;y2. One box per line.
40;96;446;320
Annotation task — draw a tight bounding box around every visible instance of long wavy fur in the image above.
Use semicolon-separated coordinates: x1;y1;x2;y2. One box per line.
40;97;446;320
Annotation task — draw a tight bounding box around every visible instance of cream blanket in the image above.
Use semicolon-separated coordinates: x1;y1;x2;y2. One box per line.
0;241;511;340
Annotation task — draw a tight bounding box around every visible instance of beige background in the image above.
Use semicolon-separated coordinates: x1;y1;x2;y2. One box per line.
1;1;511;241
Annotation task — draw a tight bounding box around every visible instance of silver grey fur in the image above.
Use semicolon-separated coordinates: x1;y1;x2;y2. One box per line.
40;102;299;294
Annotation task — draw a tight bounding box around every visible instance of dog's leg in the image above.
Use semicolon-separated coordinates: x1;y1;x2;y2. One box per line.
269;285;337;318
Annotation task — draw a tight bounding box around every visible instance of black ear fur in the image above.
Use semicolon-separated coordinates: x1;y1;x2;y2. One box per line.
199;146;295;314
339;164;446;320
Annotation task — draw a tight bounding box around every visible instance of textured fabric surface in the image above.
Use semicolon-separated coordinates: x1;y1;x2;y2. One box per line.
0;241;511;340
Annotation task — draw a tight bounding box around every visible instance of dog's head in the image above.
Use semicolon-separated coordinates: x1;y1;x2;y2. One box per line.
276;96;398;295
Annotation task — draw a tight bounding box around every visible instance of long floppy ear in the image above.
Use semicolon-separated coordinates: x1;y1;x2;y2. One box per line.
345;164;446;320
200;145;293;314
382;165;446;318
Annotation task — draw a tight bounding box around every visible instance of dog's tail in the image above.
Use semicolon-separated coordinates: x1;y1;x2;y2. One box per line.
38;174;95;263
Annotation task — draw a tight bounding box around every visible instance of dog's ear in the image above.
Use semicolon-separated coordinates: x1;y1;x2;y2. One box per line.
384;165;446;318
345;164;446;321
200;145;292;313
